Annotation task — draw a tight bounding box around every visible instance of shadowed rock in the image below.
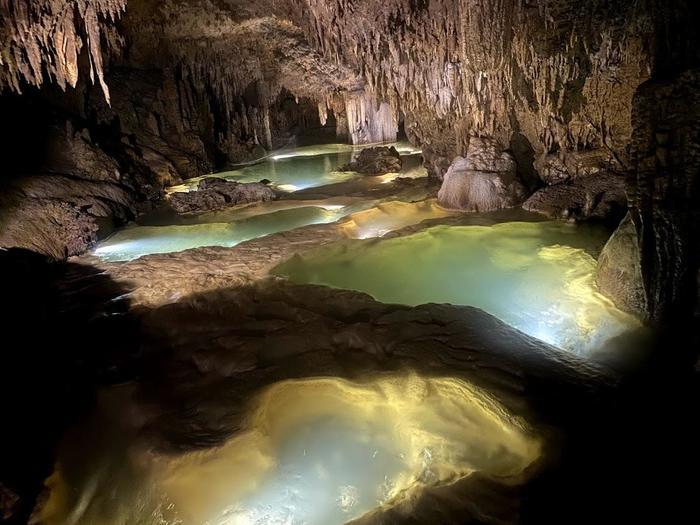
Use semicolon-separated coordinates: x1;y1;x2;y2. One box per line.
523;174;626;224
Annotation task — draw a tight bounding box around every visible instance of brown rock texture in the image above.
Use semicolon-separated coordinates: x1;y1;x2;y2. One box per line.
290;0;655;175
596;212;647;318
438;137;525;211
627;68;700;324
0;0;127;102
167;178;276;215
522;173;627;223
340;146;402;175
0;124;136;258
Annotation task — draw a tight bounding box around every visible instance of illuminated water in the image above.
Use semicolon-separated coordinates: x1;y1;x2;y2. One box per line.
169;142;423;193
94;204;352;262
94;142;429;261
273;222;640;354
39;376;540;525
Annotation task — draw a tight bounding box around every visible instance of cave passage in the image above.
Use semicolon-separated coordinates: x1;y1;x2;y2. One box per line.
167;142;424;194
2;0;698;523
274;221;641;354
93;142;429;261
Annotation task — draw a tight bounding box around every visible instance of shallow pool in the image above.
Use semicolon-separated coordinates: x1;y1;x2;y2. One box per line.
93;204;353;262
94;141;429;261
273;221;640;354
38;376;539;525
168;142;423;194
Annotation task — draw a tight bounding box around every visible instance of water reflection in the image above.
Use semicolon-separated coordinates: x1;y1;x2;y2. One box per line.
38;376;540;525
168;142;423;194
273;222;641;354
93;205;351;262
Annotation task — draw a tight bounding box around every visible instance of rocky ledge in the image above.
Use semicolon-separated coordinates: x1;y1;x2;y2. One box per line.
340;146;402;175
522;173;626;224
167;177;277;215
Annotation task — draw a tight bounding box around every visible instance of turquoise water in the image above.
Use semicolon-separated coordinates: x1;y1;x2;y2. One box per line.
93;205;353;262
273;221;640;354
94;142;427;261
169;142;423;193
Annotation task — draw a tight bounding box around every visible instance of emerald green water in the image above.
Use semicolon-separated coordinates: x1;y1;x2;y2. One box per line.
273;221;640;354
94;142;427;261
168;142;423;193
93;205;353;262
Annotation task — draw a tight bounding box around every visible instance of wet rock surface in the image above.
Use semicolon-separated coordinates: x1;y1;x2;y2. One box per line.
522;174;627;224
438;138;525;211
340;146;402;175
0;125;138;259
167;178;277;215
535;150;612;186
596;213;647;319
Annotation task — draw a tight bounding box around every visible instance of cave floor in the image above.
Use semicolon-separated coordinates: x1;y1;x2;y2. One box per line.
43;144;695;524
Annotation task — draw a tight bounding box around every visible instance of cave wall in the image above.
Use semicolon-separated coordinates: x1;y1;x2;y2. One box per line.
288;0;656;179
1;0;699;324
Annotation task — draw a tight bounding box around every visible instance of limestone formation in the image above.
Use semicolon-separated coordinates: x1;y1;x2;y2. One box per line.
167;178;276;215
438;138;525;212
0;0;127;103
0;124;136;258
596;213;648;319
340;146;402;175
522;174;627;224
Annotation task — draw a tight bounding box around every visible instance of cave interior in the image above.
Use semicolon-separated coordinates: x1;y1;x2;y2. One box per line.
1;1;699;524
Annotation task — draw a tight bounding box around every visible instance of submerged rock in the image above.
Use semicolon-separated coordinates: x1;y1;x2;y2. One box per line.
522;174;627;224
340;146;402;175
597;212;648;319
437;138;525;211
168;178;276;215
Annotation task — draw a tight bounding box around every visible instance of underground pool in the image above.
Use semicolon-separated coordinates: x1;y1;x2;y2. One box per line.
167;142;424;194
273;221;641;355
37;375;540;525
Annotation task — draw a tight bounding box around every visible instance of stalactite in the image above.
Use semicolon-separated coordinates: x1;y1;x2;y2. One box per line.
344;90;398;144
0;0;126;103
286;0;654;165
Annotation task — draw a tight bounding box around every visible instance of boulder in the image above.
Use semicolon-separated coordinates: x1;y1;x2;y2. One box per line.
168;178;276;215
535;150;610;186
340;146;402;175
596;212;648;319
437;138;525;211
522;174;627;224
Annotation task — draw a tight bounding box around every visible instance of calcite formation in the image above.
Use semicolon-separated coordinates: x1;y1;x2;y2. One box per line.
168;178;277;215
438;138;524;212
290;0;655;172
340;146;402;175
596;212;647;318
0;0;127;103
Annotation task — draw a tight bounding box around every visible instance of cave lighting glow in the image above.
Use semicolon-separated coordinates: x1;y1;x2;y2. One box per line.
93;199;452;262
38;375;540;525
93;205;351;262
273;221;641;354
168;142;423;194
340;199;455;239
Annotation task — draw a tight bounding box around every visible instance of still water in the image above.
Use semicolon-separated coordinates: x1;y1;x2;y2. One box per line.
39;376;540;525
94;143;427;261
168;142;423;194
273;221;640;355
